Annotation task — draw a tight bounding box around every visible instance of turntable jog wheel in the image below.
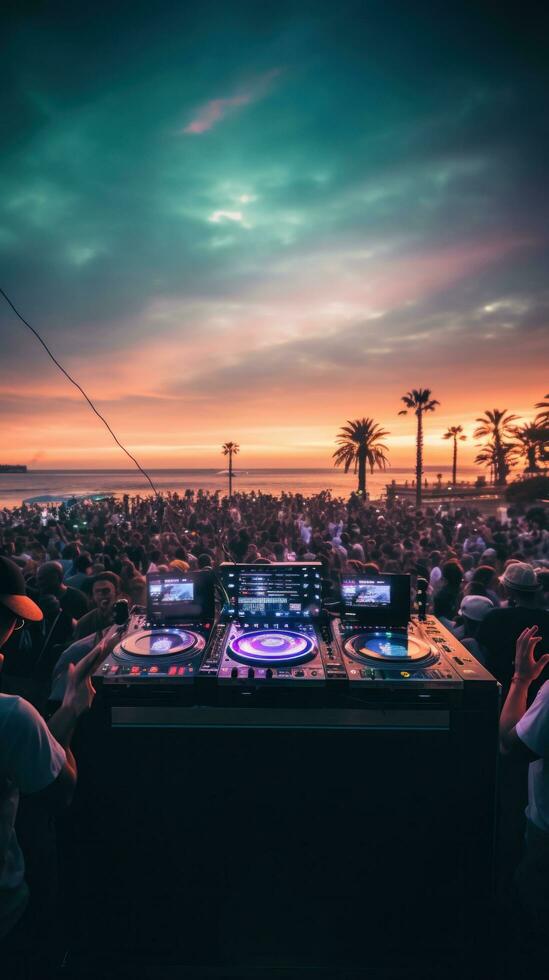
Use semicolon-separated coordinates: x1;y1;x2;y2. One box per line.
228;629;315;666
344;630;437;666
118;628;203;659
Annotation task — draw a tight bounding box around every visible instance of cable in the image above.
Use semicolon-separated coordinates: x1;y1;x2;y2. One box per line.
0;286;160;497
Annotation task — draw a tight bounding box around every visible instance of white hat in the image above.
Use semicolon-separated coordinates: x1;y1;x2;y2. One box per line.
458;595;494;622
499;562;539;593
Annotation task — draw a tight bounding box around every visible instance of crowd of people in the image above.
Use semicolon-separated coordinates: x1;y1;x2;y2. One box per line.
0;489;547;696
0;487;548;974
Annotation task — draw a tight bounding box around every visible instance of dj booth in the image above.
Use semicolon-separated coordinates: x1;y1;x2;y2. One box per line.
63;566;499;975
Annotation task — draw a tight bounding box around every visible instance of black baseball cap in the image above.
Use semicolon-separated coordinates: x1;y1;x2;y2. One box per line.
0;556;43;621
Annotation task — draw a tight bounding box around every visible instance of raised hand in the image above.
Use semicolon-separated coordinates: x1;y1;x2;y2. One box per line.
513;626;549;683
62;627;122;717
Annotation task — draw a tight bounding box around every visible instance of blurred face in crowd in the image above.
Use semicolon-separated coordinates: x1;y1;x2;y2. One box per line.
92;579;118;615
37;562;63;596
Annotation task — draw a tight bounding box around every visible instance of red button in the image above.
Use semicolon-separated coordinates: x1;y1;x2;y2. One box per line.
130;666;139;674
177;667;185;675
150;666;159;673
168;666;177;675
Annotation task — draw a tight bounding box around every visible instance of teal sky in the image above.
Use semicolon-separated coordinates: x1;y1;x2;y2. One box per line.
1;1;548;468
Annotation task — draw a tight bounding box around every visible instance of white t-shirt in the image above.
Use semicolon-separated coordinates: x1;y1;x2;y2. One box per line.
516;680;549;833
0;695;66;890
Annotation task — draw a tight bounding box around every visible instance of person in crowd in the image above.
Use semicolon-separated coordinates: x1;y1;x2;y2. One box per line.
500;626;549;964
432;560;464;622
428;551;443;591
454;595;494;662
0;556;116;966
433;588;460;633
65;553;93;591
478;564;549;693
466;564;501;606
34;562;88;622
73;572;121;641
169;558;190;573
463;527;486;554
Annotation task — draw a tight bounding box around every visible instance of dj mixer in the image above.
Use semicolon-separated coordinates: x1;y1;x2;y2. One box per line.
96;570;215;685
205;563;333;685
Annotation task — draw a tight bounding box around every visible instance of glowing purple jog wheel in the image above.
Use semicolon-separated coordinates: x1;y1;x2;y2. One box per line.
228;629;315;666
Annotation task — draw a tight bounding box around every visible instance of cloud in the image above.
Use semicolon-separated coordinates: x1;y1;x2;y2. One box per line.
208;210;243;224
183;68;282;134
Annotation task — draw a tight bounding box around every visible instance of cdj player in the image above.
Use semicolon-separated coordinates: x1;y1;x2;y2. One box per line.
206;562;332;685
96;570;215;685
331;572;492;690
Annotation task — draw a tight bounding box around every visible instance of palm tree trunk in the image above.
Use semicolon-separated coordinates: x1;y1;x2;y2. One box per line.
228;452;233;499
494;432;505;485
358;450;366;495
416;411;423;507
452;437;457;485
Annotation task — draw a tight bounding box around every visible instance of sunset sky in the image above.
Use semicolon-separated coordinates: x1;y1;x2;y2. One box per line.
1;2;547;470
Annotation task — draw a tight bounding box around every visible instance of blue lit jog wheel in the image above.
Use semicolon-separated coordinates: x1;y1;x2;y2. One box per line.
344;630;435;665
228;630;315;666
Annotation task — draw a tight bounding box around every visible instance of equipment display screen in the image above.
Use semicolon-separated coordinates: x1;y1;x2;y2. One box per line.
147;573;211;620
340;574;410;625
342;580;391;607
220;563;321;621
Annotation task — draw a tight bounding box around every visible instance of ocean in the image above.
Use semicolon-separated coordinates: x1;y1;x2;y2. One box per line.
0;466;483;509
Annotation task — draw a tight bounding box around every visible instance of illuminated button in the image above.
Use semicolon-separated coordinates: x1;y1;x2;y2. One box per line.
400;671;410;678
168;666;177;676
177;667;185;675
109;665;119;674
130;666;140;674
149;666;159;673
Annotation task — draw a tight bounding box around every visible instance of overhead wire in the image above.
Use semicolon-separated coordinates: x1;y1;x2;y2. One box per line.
0;286;160;497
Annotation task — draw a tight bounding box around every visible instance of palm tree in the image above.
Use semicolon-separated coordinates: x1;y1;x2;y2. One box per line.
442;425;467;485
473;409;518;485
475;441;515;484
333;418;389;497
222;442;239;499
511;422;549;472
535;394;549;426
398;388;439;507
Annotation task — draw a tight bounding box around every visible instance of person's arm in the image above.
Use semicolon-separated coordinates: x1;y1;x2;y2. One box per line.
40;630;122;809
500;626;549;759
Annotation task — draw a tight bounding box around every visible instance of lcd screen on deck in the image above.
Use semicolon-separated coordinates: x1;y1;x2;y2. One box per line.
340;574;410;625
147;574;205;620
